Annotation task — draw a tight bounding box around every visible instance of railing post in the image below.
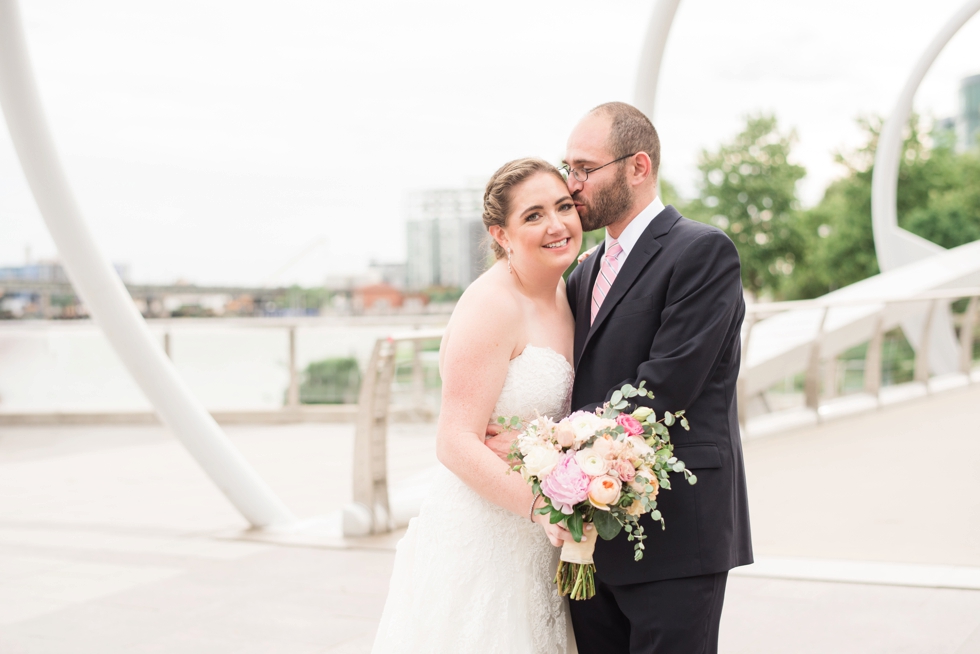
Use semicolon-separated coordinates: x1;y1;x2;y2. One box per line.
914;299;937;388
961;296;978;378
864;313;885;403
287;325;299;408
737;312;756;430
805;307;829;419
410;338;428;418
346;336;397;536
163;329;172;359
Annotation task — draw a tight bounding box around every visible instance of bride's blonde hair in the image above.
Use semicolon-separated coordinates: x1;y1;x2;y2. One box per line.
482;158;566;259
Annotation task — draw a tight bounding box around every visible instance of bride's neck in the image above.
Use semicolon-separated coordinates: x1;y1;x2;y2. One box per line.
510;264;563;301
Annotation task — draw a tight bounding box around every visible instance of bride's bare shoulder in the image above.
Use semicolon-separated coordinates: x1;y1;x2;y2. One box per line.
445;264;521;346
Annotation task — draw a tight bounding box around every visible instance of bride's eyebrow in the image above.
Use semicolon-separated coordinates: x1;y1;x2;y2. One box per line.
555;195;573;204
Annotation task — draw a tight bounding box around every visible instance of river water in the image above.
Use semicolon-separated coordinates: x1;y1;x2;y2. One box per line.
0;316;448;413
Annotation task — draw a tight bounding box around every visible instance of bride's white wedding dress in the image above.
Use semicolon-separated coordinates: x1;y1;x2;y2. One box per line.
372;345;577;654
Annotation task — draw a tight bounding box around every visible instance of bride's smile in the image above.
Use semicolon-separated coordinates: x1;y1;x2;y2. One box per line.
489;171;584;277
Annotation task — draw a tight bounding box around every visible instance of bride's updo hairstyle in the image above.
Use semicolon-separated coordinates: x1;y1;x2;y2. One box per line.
482;158;566;259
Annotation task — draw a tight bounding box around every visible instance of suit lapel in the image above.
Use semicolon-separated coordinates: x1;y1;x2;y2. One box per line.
577;206;683;369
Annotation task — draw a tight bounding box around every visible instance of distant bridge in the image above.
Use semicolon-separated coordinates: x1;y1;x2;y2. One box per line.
0;279;292;299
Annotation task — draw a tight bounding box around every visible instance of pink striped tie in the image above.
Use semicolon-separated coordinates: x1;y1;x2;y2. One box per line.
591;240;623;324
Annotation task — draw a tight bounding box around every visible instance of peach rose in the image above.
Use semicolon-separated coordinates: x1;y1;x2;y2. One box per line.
588;475;623;510
554;425;576;449
590;436;613;459
626;499;644;517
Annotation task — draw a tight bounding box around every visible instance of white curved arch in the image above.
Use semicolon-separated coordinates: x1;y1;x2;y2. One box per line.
0;0;295;529
634;0;682;127
870;0;980;374
871;0;980;272
635;0;978;376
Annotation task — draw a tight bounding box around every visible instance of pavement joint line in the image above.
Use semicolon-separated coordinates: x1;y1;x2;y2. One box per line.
732;555;980;590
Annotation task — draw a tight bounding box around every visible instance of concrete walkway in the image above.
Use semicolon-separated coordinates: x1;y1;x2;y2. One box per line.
1;385;979;652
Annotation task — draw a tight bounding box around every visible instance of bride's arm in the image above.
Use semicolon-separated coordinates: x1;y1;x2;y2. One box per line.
435;289;536;518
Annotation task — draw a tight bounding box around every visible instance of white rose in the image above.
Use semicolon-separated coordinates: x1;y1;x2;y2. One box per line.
575;448;610;476
523;445;561;478
626;435;655;457
566;411;602;444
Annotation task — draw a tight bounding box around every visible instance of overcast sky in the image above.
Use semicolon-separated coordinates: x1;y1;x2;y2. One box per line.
1;0;978;286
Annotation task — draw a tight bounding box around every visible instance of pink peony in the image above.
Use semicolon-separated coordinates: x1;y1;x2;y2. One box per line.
613;459;636;482
616;413;644;436
540;452;591;514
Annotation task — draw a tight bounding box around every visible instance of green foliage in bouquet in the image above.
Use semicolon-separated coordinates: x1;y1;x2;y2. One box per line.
504;381;697;600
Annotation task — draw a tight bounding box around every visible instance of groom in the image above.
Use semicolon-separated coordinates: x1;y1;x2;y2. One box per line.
562;102;752;653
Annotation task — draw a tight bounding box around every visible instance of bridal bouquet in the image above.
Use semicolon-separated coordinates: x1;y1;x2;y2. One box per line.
504;381;696;600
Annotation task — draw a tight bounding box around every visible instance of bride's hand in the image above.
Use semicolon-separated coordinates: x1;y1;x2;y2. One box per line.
577;244;599;264
530;496;576;547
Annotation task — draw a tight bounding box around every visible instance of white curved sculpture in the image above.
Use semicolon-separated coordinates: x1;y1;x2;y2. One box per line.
636;0;980;379
634;0;682;134
0;0;295;529
870;0;980;374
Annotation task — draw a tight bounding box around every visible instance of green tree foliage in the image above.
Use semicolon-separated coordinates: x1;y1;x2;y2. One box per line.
684;115;806;298
298;357;361;404
786;116;980;299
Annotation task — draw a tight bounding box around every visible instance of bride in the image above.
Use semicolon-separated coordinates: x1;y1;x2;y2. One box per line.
372;158;583;653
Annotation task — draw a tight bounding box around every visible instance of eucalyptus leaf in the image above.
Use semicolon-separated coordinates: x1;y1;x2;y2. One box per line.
592;510;623;541
672;461;686;473
650;510;662;521
664;412;675;426
611;390;623;404
510;416;520;428
688;475;698;485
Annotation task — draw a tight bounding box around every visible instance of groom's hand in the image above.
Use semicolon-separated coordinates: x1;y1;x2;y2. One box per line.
484;423;518;462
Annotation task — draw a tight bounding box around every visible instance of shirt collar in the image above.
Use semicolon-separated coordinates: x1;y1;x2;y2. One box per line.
605;196;666;259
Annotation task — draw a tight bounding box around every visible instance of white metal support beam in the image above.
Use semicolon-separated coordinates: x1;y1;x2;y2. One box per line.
0;0;296;529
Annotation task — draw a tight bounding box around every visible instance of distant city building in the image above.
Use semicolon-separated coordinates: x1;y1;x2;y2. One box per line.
366;260;407;289
405;188;488;291
958;73;980;150
0;260;130;284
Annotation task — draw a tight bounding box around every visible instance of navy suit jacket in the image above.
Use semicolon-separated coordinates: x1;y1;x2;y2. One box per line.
566;205;753;585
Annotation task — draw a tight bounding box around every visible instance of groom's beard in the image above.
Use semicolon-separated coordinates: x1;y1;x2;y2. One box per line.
576;168;633;232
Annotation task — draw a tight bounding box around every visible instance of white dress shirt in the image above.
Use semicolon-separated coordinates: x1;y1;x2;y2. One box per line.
604;196;666;266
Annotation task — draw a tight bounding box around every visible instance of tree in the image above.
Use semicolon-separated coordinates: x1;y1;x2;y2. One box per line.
785;115;980;299
684;115;806;299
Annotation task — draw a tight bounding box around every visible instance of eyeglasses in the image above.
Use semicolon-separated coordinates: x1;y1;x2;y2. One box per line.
559;153;637;182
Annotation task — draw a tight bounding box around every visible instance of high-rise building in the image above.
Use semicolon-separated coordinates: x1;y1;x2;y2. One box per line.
405;189;488;290
958;73;980;150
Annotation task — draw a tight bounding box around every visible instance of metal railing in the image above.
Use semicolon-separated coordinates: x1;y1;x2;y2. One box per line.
346;328;444;535
739;287;980;426
345;288;980;534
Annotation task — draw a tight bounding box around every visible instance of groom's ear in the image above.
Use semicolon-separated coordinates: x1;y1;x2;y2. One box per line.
629;152;655;187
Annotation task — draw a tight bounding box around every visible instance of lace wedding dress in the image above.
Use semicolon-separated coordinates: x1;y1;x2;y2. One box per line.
372;345;577;654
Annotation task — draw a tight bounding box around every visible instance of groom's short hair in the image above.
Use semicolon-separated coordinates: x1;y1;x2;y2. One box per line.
589;102;660;177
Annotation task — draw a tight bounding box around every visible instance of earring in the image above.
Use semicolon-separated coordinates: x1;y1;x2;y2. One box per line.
507;247;513;274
